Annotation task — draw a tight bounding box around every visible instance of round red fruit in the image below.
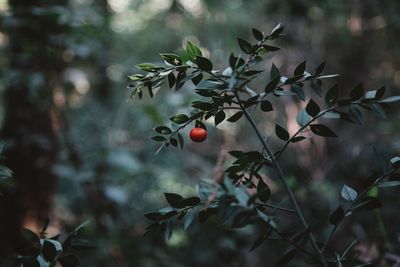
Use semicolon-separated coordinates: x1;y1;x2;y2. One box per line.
189;127;207;143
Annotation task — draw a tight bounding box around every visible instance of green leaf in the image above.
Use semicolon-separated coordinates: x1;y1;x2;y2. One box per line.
260;100;273;112
160;53;182;66
275;124;290;141
151;136;166;142
305;99;320;117
177;133;184;149
167;73;176;88
227;111;243;122
252;28;264;41
350;83;364;100
59;254;80;267
315;61;326;75
181;197;201;207
135;63;159;72
329;206;345;225
325;84;339;105
170;114;189;124
70;239;96;250
270;63;280;79
154;126;172;134
257;179;271;202
310;124;337;137
164;193;184;209
183;208;197;230
175;70;186;90
265;76;280;93
348;105;363;125
195;56;213;72
186;41;202;60
214;110;226;126
354;196;382;210
291;136;306;143
270;23;284;36
380;96;400;103
237;38;252;54
341;184;358;201
262;44;280;52
294;61;306;76
192;73;203;85
371;103;386;119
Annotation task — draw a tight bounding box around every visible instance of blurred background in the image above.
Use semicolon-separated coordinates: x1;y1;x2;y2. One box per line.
0;0;399;266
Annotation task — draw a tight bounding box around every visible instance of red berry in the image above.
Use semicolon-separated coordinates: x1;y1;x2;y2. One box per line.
189;127;207;143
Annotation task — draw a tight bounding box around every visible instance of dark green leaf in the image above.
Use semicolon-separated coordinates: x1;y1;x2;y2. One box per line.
154;126;172;134
390;156;400;169
144;212;162;221
175;70;186;90
170;114;189;124
252;28;264;41
214;110;226;126
354;196;382;210
350;83;364;100
170;137;178;147
291;136;306;143
195;56;213;72
164;193;184;208
315;61;326;75
237;38;252;54
151;136;166;142
270;63;280;79
294;61;306;76
305;99;320;117
260;100;273;112
227;111;243;122
167;73;176;88
160;53;182;66
182;197;201;207
232;211;253;228
329;206;345;225
325;84;339;105
262;44;280;52
275;124;290;141
265;76;280;93
271;23;284;36
42;240;59;261
192;73;203;85
310;124;337;137
380;96;400;103
257;179;271;202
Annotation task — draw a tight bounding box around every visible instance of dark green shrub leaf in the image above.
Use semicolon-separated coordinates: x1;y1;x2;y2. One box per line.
257;179;271;202
181;197;201;207
154;126;171;134
42;240;61;261
262;44;280;52
270;23;284;36
354;196;382;210
315;61;326;75
167;73;176;88
151;136;166;142
329;206;345;225
305;99;320;117
291;85;305;101
270;63;280;79
275;124;290;141
227;111;243;122
232;211;253;228
164;193;184;208
237;38;252;54
325;84;339;105
294;61;306;76
195;56;213;72
341;184;358;201
265;76;280;93
252;28;264;41
192;73;203;85
160;53;182;66
310;124;337;137
170;114;189;124
350;83;364;100
260;100;273;112
348;105;363;125
215;110;226;126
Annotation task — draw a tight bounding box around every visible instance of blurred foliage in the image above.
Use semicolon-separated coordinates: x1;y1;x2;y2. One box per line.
0;0;399;267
